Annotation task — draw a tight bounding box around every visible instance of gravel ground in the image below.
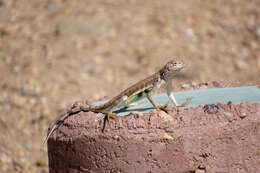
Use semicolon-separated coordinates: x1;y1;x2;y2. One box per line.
0;0;259;172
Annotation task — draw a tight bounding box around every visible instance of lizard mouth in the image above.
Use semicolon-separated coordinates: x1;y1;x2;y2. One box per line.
176;64;185;71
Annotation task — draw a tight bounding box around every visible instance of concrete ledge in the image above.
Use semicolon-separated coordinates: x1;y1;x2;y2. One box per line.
47;84;260;173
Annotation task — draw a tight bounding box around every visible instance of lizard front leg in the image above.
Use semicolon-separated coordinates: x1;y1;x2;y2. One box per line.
147;90;169;112
166;80;192;107
146;77;170;111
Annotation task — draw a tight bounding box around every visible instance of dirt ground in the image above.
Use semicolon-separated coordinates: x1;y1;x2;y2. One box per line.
0;0;259;172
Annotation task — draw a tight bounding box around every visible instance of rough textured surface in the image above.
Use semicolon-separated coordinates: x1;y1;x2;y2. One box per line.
48;100;260;173
1;0;260;172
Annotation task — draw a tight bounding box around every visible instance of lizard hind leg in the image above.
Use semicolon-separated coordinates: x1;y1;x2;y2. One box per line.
101;95;128;132
170;92;192;107
101;112;118;132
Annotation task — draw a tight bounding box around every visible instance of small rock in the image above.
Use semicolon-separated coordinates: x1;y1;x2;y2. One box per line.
199;82;209;87
196;168;206;173
158;111;175;123
163;133;174;140
239;112;247;119
223;112;234;122
181;84;190;89
235;59;248;70
185;28;194;37
191;81;197;87
0;153;12;163
212;81;221;87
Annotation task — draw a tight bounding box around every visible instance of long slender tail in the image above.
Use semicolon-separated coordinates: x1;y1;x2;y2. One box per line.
43;103;85;145
43;113;69;144
43;100;111;144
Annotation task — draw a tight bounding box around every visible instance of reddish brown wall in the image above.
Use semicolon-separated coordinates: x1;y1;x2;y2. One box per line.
47;102;260;173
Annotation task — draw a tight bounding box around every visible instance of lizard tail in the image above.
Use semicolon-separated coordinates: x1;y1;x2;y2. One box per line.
43;103;84;145
43;113;69;145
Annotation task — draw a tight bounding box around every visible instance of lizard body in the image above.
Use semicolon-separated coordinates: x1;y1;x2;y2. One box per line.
44;59;192;144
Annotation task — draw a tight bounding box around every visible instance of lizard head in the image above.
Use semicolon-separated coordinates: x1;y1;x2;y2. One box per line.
159;59;185;80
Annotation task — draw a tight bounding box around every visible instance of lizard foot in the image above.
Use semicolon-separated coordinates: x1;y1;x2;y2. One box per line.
157;105;169;113
176;97;193;107
107;112;119;119
101;112;119;132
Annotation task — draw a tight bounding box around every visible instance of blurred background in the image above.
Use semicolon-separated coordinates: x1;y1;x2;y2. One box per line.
0;0;259;172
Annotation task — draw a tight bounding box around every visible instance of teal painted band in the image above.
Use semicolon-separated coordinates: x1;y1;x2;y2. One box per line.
95;86;260;116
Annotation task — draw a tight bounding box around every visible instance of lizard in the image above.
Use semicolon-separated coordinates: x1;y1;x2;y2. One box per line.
44;59;192;144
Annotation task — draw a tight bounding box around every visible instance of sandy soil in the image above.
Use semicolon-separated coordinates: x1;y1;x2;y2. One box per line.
0;0;259;172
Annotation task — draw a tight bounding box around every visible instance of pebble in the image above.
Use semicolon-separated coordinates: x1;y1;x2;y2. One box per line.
158;111;175;123
196;168;206;173
185;28;194;37
223;112;234;122
239;112;247;119
181;84;190;89
235;60;248;70
0;153;12;163
212;81;221;87
191;82;197;87
163;133;174;140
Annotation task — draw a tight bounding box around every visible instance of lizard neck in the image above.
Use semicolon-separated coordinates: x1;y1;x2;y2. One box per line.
159;68;177;81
